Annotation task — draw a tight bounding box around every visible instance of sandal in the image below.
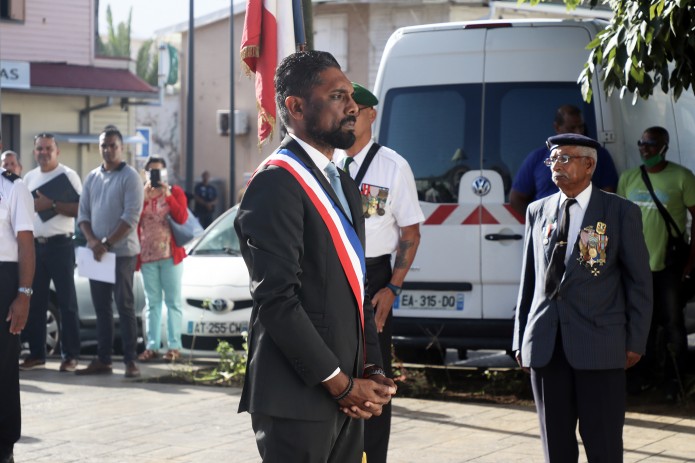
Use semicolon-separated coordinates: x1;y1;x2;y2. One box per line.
137;349;159;362
163;350;181;362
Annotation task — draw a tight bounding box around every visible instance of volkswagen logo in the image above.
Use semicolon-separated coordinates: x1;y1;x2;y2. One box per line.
471;176;491;197
208;299;231;314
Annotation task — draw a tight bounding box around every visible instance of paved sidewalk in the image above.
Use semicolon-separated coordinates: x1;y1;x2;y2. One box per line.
14;359;695;462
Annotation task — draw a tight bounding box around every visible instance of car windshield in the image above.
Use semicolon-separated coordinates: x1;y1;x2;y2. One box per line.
190;206;241;256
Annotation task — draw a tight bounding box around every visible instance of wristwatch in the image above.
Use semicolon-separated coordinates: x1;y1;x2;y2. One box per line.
18;287;33;297
101;237;112;250
386;282;402;296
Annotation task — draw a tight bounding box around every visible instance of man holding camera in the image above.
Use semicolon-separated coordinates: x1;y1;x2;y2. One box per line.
76;127;144;378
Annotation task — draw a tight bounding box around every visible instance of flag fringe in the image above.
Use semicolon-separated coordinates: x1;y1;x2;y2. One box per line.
257;100;276;149
240;45;260;76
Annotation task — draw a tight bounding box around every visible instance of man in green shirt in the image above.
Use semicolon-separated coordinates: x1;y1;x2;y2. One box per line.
617;126;695;401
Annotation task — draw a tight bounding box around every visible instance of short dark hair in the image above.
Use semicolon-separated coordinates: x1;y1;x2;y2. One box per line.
644;126;670;144
34;132;59;148
554;105;582;126
101;126;123;144
275;50;341;127
145;156;167;170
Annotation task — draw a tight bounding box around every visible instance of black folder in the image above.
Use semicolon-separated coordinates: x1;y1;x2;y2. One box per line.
31;173;80;222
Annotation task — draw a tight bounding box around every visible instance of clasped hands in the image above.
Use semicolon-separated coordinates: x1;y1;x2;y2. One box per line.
325;372;397;420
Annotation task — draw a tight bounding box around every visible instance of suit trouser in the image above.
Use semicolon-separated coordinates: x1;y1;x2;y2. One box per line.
364;256;393;463
531;331;625;463
25;236;81;361
0;262;21;458
251;412;363;463
88;256;138;365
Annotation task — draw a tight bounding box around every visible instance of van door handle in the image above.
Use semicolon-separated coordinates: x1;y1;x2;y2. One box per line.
485;233;523;241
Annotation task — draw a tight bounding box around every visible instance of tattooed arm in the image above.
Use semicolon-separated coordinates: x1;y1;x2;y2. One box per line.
371;224;421;332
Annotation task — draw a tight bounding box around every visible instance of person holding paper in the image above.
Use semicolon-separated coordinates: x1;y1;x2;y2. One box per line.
76;127;144;378
20;133;82;372
136;157;188;363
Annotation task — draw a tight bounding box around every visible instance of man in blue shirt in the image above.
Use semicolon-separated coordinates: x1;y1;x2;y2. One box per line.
510;105;618;215
194;171;218;229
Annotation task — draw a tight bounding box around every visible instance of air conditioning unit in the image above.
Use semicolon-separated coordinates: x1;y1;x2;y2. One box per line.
216;109;249;136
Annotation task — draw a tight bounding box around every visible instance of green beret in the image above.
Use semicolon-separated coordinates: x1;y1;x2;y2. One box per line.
352;82;379;107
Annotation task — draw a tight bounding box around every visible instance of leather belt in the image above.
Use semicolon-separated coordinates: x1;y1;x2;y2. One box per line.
35;233;73;244
365;254;391;266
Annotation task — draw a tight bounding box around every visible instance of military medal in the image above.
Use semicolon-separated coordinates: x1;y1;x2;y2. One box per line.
577;223;608;275
360;183;390;219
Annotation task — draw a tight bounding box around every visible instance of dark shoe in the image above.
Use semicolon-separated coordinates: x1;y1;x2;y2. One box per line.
59;358;79;372
125;361;141;378
75;359;113;376
0;453;14;463
19;357;46;371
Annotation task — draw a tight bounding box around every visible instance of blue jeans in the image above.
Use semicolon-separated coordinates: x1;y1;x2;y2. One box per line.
26;236;81;361
88;256;138;365
141;258;183;350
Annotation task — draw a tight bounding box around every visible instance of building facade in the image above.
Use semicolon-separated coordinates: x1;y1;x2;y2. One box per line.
0;0;157;178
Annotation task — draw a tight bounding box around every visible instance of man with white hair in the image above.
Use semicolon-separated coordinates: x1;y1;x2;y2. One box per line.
513;133;652;462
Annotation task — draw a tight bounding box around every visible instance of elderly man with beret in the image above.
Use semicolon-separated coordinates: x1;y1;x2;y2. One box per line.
513;133;652;462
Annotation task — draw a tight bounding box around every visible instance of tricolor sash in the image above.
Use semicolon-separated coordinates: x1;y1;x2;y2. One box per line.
248;148;366;331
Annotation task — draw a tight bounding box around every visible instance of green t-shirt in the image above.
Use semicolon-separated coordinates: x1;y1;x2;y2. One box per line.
617;162;695;271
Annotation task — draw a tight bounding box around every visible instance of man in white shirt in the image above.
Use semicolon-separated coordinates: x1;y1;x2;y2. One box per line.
334;83;425;463
0;166;35;463
20;133;82;372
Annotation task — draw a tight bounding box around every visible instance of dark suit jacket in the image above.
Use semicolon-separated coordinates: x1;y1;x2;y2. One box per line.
234;136;381;421
513;187;653;370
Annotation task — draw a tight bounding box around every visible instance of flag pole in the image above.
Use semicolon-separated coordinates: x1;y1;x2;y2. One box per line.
229;0;237;206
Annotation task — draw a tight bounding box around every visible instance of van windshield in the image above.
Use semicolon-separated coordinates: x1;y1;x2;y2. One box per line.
378;83;596;203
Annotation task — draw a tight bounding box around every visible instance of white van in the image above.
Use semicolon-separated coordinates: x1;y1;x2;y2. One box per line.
372;18;695;362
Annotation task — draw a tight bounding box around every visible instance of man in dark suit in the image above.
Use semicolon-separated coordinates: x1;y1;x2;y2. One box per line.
513;134;652;462
234;50;397;462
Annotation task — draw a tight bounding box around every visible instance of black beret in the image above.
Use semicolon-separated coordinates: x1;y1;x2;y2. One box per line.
547;133;601;151
352;82;379;107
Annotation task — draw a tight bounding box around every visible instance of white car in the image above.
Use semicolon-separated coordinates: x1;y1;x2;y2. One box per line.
145;205;252;355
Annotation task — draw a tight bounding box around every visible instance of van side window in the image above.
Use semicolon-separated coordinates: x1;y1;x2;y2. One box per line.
379;83;596;203
379;85;482;203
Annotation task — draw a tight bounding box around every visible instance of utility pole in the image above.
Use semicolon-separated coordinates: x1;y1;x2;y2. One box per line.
229;1;236;206
185;0;195;194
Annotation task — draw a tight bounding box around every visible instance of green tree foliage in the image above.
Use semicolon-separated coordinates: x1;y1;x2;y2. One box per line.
524;0;695;102
136;40;159;86
99;5;131;58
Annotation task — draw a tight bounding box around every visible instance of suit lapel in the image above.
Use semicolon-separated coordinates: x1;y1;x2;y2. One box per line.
541;193;561;265
282;136;353;225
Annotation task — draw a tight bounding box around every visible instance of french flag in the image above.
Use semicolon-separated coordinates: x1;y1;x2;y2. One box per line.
241;0;303;147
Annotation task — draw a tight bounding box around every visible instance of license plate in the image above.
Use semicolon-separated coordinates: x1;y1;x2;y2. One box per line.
394;290;464;311
186;321;248;336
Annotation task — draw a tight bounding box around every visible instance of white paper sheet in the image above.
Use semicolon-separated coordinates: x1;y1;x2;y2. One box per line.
76;246;116;284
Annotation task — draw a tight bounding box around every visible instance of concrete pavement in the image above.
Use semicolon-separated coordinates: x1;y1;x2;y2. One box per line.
14;358;695;462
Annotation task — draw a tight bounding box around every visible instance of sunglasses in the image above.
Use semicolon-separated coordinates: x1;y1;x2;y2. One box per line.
637;139;659;147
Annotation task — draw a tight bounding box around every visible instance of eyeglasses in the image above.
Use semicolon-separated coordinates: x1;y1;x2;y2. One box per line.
543;154;589;166
637;139;659;147
356;106;371;116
